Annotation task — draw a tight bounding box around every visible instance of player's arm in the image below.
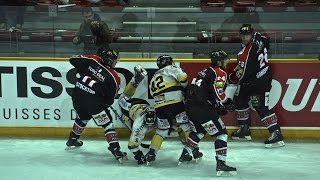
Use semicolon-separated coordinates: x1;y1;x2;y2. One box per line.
228;56;245;84
169;66;188;87
69;55;91;75
123;64;147;97
177;71;188;88
211;71;235;115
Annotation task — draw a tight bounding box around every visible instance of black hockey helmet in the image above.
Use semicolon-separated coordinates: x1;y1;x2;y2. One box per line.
210;50;228;68
143;106;156;127
97;48;118;68
239;24;254;35
156;55;173;69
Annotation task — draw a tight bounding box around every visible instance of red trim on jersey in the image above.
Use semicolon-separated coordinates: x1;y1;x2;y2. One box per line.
78;55;120;91
209;66;227;102
82;55;104;64
236;40;253;82
105;66;121;91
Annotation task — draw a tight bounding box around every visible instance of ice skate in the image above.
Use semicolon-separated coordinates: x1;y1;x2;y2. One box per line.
231;125;252;141
108;146;128;163
265;130;285;148
216;157;237;176
132;64;147;87
192;147;203;163
65;138;83;150
178;148;192;165
133;150;146;165
145;148;156;166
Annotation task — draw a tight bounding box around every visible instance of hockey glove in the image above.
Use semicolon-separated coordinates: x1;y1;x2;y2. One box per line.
223;98;236;112
216;98;236;116
216;103;228;116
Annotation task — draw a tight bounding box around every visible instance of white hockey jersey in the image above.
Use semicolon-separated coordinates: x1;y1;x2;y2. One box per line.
149;65;188;108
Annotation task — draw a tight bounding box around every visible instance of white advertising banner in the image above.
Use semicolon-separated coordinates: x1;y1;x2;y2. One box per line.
0;60;165;128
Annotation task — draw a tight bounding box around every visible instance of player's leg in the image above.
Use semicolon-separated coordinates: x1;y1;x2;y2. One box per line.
145;117;170;165
178;104;205;164
203;116;236;176
92;108;127;162
128;116;148;164
65;96;91;150
251;91;285;148
232;87;252;140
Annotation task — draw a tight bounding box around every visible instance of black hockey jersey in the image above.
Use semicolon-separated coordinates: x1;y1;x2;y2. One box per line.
188;66;228;106
229;32;272;85
70;55;120;106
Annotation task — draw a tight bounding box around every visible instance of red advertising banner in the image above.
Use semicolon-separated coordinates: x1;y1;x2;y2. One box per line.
181;61;320;127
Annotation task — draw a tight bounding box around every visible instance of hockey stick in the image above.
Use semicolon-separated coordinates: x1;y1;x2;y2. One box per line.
109;106;150;148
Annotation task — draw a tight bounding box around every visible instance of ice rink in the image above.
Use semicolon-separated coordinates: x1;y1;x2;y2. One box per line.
0;138;319;180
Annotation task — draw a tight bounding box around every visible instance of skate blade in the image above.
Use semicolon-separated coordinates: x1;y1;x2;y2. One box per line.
232;136;252;141
265;141;285;148
65;146;81;150
177;161;192;166
216;171;237;176
146;161;154;166
178;158;195;166
117;156;128;164
194;157;202;163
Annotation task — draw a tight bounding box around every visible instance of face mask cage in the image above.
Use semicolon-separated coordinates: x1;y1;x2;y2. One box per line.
144;107;156;127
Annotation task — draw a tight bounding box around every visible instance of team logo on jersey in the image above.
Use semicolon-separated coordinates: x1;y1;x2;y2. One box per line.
217;88;224;95
216;81;224;88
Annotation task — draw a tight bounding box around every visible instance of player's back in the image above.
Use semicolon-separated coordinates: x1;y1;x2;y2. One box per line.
70;55;120;105
149;65;186;108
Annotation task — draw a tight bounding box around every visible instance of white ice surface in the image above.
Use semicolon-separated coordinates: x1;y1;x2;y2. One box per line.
0;138;319;180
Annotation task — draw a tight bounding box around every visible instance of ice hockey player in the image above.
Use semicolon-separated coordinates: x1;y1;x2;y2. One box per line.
118;65;157;164
145;55;202;165
178;50;237;176
65;49;127;163
229;24;285;148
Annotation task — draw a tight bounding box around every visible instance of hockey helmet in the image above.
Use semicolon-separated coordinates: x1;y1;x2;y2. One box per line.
143;106;156;127
97;48;118;68
239;24;254;35
210;50;229;68
156;55;173;69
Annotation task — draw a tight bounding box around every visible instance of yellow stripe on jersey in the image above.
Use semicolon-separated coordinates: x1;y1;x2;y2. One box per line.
151;81;180;95
154;99;183;108
177;72;187;83
129;104;144;120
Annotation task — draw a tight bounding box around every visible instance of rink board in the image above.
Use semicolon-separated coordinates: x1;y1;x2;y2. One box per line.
0;57;319;140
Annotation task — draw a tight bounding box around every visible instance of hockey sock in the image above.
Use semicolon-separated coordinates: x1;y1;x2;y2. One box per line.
236;108;250;125
215;134;228;162
261;113;279;133
150;134;164;154
103;122;120;148
183;131;200;154
70;119;88;139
